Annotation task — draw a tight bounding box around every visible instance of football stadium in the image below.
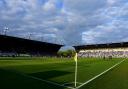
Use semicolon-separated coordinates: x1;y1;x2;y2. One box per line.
0;0;128;89
0;34;128;89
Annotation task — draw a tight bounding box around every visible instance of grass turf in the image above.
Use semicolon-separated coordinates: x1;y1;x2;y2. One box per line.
79;59;128;89
0;57;127;89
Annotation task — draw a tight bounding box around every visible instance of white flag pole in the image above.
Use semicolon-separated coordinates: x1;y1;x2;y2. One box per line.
75;53;78;87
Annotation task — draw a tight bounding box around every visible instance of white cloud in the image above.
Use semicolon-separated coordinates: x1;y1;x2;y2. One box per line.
107;0;117;5
43;0;56;12
0;0;128;45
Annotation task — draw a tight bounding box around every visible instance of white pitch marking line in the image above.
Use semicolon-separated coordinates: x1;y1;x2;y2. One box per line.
2;69;75;89
76;59;125;89
23;74;75;89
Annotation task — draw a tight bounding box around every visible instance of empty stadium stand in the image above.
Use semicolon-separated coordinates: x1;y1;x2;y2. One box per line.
74;42;128;51
0;35;63;56
74;43;128;58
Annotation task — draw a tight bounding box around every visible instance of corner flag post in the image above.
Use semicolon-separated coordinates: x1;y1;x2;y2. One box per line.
74;52;78;87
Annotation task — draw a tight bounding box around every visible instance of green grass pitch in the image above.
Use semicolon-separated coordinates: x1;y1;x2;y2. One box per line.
0;57;127;89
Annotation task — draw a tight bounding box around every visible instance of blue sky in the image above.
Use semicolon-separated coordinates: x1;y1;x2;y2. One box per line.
0;0;128;45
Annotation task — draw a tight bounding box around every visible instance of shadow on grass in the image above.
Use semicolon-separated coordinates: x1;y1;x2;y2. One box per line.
0;69;68;89
29;70;72;80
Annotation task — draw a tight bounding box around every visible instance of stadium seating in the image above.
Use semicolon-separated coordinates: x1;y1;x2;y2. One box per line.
78;48;128;58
